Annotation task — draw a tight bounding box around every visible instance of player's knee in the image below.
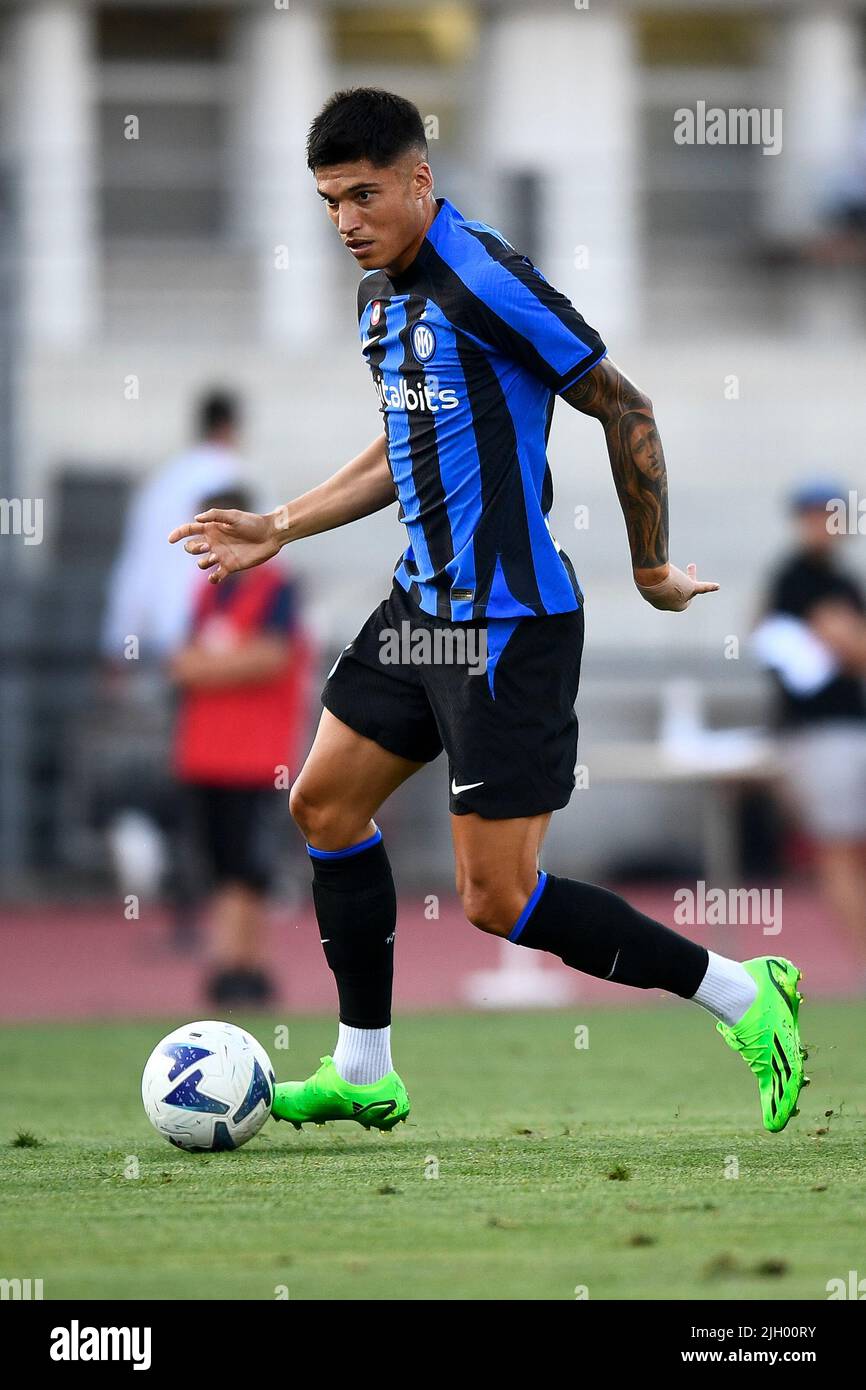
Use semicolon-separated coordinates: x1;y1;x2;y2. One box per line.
459;881;515;938
289;779;368;850
288;780;330;841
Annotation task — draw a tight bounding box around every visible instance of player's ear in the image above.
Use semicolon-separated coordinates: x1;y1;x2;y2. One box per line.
411;161;434;201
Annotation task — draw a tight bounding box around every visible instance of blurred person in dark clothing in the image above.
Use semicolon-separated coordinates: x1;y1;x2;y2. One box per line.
171;488;310;1007
755;481;866;965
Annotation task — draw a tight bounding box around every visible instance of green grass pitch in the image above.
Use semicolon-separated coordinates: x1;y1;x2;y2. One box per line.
1;1002;863;1301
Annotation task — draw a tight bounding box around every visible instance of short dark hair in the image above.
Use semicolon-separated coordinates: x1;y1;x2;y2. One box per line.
197;390;240;437
306;88;427;171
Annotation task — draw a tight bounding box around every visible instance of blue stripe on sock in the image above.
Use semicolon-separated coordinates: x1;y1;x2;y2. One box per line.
507;870;549;943
306;827;383;861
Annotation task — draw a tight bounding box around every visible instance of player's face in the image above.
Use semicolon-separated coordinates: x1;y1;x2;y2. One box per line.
314;156;434;273
628;417;664;481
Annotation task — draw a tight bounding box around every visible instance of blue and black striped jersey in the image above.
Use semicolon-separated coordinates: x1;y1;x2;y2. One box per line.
358;197;607;621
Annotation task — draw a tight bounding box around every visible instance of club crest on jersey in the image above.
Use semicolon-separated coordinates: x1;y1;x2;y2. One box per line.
370;301;382;327
410;321;436;362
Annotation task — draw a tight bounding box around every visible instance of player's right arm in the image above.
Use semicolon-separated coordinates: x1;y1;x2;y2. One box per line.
168;432;394;583
561;359;719;611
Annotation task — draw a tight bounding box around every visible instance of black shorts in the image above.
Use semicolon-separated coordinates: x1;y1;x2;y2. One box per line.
185;785;282;892
321;582;584;819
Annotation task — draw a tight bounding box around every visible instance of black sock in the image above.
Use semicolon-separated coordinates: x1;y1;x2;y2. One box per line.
512;872;708;998
308;828;396;1028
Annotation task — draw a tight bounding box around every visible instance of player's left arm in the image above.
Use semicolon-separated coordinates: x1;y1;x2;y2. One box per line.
562;359;719;612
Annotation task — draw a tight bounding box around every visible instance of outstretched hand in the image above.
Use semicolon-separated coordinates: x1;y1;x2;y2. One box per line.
635;562;719;612
168;508;283;583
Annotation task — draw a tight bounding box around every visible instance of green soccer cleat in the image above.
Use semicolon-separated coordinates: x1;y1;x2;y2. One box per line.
271;1055;410;1132
716;957;810;1133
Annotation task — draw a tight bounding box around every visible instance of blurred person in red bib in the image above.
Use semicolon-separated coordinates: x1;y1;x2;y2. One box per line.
171;488;311;1006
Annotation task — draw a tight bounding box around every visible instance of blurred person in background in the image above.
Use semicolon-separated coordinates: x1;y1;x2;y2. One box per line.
97;392;246;938
103;390;246;663
754;481;866;968
171;487;309;1007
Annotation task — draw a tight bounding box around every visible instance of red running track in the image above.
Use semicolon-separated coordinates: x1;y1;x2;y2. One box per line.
0;885;860;1022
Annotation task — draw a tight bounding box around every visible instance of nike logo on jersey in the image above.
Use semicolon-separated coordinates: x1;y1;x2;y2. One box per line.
451;778;484;795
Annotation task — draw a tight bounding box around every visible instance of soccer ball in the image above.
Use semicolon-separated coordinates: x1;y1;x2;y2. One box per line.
141;1020;275;1152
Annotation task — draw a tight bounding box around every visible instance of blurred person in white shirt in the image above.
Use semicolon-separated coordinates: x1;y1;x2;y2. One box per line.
102;391;246;663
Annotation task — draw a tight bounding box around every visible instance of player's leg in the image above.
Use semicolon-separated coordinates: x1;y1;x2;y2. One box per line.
452;807;807;1132
272;711;423;1130
436;604;806;1133
293;705;423;1070
273;593;444;1130
452;808;551;932
452;807;712;999
290;707;424;851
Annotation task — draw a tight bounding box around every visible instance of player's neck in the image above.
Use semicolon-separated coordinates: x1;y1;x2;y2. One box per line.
385;196;441;278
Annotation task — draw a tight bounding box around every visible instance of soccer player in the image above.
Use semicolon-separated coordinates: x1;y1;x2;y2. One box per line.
170;89;807;1134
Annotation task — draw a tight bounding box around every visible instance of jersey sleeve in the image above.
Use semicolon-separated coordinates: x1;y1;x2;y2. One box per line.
466;248;607;393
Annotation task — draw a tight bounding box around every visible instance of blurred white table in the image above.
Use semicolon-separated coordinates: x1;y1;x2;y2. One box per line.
584;732;781;885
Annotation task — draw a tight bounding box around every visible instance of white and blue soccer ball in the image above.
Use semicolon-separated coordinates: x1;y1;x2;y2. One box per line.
141;1020;275;1152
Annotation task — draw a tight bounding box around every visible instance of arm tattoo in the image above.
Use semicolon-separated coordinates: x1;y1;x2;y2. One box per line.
563;359;669;573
